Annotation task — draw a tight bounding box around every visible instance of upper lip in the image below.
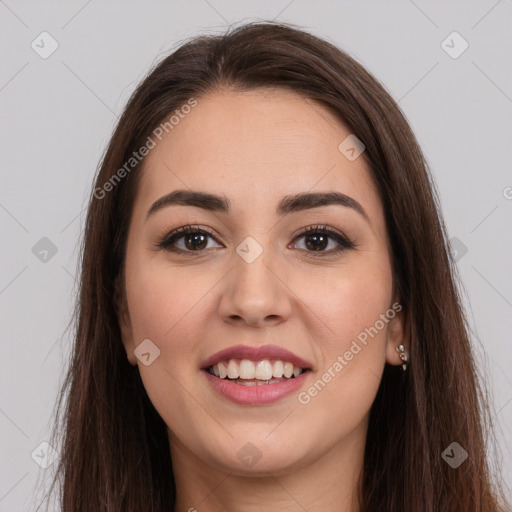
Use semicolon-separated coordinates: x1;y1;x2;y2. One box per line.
201;344;313;370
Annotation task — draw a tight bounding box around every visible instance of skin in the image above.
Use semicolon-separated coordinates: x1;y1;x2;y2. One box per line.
118;88;408;512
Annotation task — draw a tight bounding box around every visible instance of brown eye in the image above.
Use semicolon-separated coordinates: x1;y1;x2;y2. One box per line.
182;232;208;251
290;225;355;255
157;226;222;253
304;232;329;251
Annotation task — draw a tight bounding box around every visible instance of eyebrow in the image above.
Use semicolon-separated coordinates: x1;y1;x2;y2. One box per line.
145;189;370;223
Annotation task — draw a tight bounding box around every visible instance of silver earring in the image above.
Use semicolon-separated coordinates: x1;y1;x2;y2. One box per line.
396;344;408;371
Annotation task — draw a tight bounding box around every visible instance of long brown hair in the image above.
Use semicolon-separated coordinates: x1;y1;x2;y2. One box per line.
43;21;509;511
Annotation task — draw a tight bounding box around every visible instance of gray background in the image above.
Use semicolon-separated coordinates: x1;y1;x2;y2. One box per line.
1;0;511;510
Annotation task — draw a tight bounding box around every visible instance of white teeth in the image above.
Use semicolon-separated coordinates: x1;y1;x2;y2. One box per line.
272;360;284;378
227;360;239;379
255;360;273;380
210;359;305;381
239;359;255;379
217;362;227;379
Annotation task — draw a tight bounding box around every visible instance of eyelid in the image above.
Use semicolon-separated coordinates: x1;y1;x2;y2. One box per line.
292;223;344;239
155;224;221;250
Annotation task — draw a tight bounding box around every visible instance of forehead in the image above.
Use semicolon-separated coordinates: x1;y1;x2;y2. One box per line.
136;88;381;221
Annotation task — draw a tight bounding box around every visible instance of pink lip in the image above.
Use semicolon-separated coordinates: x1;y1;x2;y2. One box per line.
203;370;310;405
201;344;313;370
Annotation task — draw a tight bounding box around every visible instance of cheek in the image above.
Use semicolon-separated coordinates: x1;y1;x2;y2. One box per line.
293;255;393;346
124;260;211;430
297;260;392;412
294;261;393;426
125;258;214;347
124;256;219;422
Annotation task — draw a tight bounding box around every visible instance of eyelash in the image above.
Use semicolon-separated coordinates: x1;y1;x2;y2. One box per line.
155;224;356;257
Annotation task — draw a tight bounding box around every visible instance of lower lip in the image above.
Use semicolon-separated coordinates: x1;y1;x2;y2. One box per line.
203;370;310;405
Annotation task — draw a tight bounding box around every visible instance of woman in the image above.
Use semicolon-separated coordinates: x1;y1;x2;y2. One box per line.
46;21;509;511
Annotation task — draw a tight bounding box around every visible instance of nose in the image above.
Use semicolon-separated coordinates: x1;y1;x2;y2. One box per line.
217;251;293;328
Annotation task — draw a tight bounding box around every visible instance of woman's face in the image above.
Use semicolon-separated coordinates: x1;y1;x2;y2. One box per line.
118;88;406;475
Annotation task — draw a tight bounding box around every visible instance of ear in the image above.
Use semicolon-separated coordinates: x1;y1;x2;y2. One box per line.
385;301;409;367
115;274;137;366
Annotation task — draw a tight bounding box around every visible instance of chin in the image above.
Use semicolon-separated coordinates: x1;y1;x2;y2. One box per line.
197;429;312;476
218;449;307;477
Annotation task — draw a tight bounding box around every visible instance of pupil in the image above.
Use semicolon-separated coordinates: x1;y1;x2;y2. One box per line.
306;234;327;251
185;233;207;250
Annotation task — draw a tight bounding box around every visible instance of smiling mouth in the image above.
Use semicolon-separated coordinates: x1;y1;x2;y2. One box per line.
206;358;310;385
